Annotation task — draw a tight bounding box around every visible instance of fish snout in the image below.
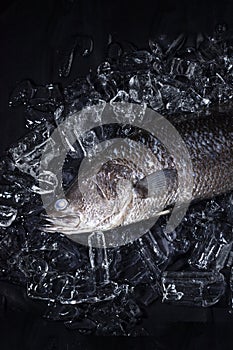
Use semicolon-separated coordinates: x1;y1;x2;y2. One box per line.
43;198;81;233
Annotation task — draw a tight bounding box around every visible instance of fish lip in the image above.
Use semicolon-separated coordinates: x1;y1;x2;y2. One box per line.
43;224;94;235
43;211;81;230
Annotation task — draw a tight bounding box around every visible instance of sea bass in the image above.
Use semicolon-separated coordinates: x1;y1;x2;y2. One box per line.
45;110;233;235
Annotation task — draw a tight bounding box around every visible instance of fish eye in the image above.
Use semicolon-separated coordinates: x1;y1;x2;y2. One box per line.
54;198;68;211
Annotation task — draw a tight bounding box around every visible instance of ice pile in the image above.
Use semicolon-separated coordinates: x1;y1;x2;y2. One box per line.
0;25;233;335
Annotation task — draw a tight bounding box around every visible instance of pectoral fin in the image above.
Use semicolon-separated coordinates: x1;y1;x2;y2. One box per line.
134;169;177;198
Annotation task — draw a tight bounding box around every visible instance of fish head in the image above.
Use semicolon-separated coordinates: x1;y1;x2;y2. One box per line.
44;175;134;235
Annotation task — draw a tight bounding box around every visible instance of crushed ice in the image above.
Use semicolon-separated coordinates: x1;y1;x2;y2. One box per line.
1;25;233;335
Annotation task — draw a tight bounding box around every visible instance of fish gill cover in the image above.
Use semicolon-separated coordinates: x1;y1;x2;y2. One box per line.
0;25;233;335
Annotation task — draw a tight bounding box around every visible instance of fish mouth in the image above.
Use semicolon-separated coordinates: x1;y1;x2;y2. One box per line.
42;213;114;235
42;213;81;234
43;215;114;235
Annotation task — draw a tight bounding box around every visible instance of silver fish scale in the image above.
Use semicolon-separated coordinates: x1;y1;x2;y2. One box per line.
170;112;233;202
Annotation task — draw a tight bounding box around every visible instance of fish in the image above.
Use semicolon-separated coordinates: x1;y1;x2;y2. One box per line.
44;109;233;236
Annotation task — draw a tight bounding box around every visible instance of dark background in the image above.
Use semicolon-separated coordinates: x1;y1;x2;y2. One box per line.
0;0;233;349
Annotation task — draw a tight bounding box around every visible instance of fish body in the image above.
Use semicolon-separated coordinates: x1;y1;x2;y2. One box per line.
45;110;233;235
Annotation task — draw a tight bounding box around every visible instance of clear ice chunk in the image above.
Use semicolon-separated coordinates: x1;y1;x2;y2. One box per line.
136;230;168;275
78;130;100;159
110;91;133;122
88;231;110;284
44;303;80;322
18;254;49;277
31;170;58;195
0;206;17;227
161;271;226;307
57;37;77;78
7;124;56;178
188;222;233;270
9;80;34;107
